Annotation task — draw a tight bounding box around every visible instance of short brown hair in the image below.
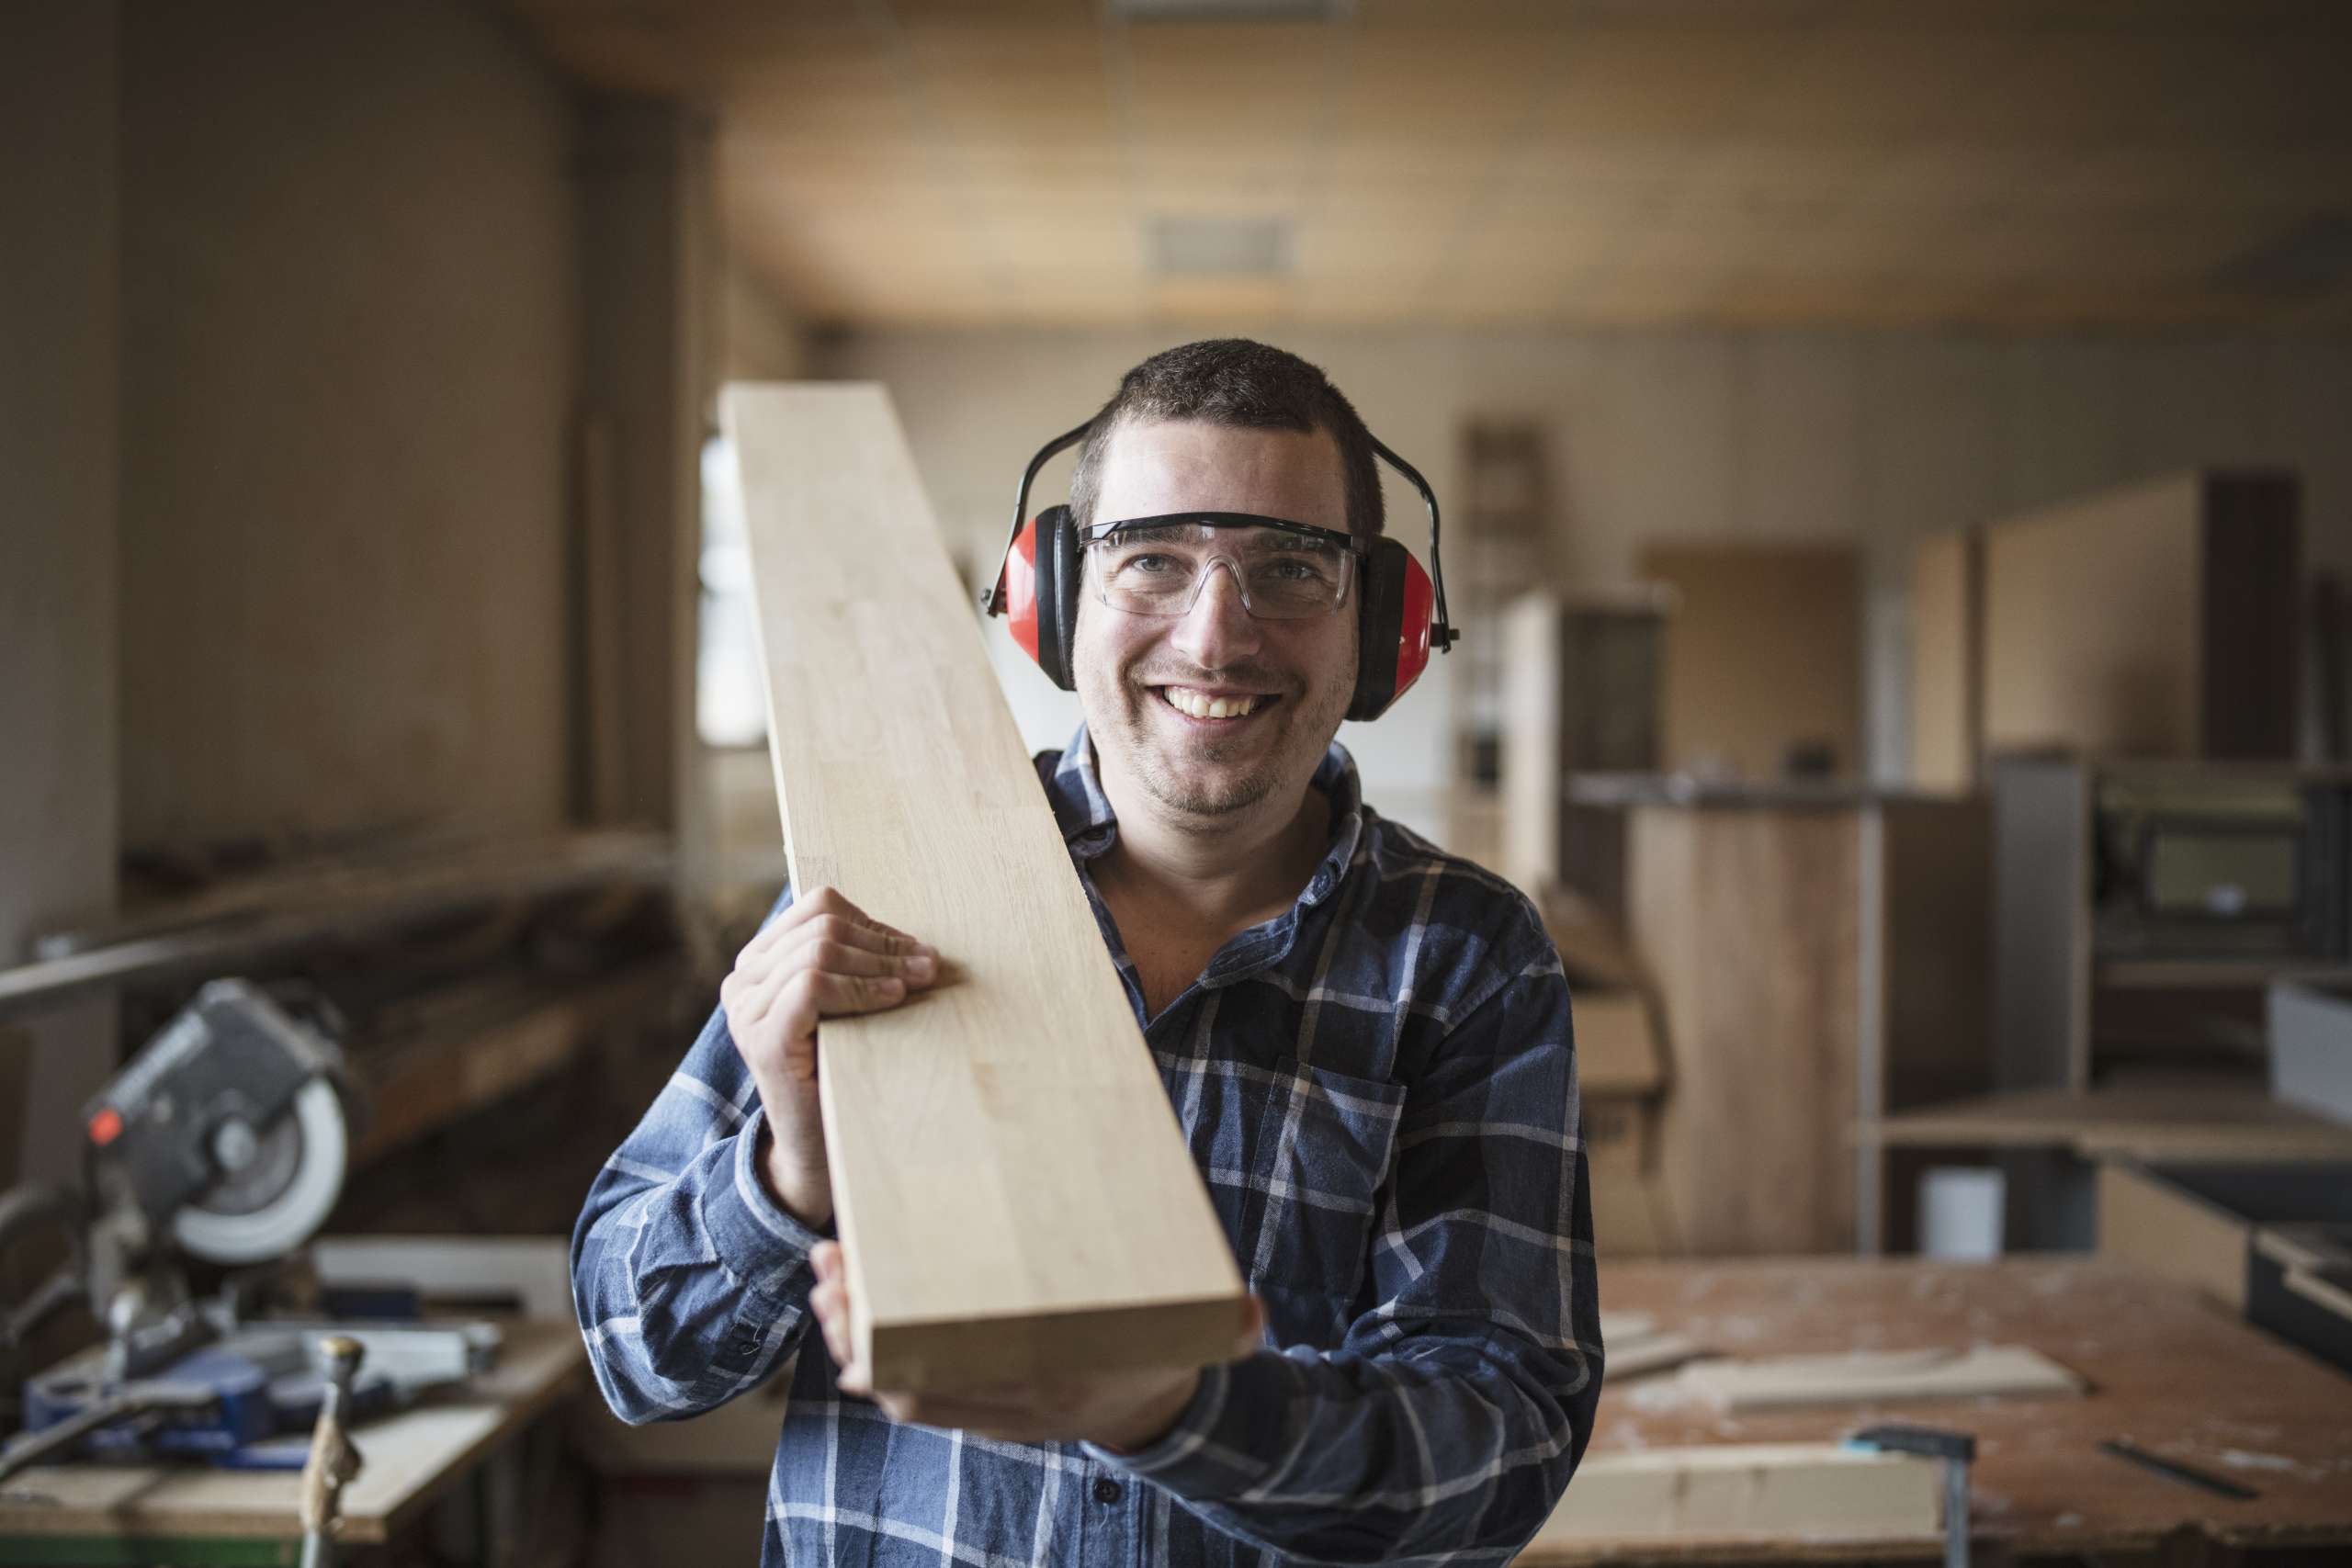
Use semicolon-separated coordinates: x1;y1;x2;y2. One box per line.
1067;339;1384;539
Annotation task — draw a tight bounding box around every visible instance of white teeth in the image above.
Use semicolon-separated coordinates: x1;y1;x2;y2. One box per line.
1162;687;1261;720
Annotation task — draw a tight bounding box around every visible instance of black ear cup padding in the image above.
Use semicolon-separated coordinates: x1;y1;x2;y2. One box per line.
1034;505;1081;691
1349;536;1408;722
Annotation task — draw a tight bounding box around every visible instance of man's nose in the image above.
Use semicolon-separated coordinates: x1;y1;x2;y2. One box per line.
1170;559;1262;670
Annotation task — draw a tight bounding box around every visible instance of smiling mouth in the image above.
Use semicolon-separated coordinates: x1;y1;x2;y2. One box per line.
1154;684;1280;723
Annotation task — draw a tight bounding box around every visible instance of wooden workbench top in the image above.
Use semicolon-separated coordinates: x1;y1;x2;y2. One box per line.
0;1318;585;1547
1529;1257;2352;1563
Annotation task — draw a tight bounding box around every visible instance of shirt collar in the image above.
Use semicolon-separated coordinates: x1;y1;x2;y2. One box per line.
1046;723;1365;910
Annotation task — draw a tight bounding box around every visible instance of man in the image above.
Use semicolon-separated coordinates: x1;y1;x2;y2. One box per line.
573;339;1601;1565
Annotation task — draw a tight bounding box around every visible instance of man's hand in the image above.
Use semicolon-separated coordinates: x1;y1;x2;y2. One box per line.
723;886;940;1230
808;1241;1265;1450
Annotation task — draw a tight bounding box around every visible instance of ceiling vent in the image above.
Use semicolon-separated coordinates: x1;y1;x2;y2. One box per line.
1147;215;1294;277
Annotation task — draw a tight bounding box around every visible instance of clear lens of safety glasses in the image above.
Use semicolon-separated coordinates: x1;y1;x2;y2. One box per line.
1083;521;1359;620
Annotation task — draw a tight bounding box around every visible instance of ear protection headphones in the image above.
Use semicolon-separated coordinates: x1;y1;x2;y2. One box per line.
980;422;1458;722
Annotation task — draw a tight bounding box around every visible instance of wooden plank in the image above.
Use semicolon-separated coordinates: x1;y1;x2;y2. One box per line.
1676;1345;2084;1413
1530;1443;1941;1551
1607;1330;1708;1379
725;382;1247;1393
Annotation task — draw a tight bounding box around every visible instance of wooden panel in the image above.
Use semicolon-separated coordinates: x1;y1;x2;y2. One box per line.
1630;805;1860;1254
2098;1161;2252;1313
727;383;1247;1392
1531;1444;1940;1551
1676;1345;2083;1412
1641;544;1860;782
1983;473;2205;759
1908;528;1981;792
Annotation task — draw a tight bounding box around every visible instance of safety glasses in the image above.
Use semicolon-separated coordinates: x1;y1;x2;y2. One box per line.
1080;512;1363;621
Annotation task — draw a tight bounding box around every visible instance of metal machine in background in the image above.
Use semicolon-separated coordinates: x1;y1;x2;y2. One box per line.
0;979;498;1483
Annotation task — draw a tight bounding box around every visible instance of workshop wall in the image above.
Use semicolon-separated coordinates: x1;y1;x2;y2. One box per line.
817;325;2352;805
118;0;579;854
0;3;121;1187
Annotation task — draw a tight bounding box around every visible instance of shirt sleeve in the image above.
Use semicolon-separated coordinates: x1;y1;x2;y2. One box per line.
571;886;830;1425
1089;933;1603;1565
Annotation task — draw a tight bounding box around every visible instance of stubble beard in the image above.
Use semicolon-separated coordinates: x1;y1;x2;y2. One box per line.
1105;667;1351;824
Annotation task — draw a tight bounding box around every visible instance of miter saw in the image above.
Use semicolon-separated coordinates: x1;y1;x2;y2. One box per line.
0;979;498;1483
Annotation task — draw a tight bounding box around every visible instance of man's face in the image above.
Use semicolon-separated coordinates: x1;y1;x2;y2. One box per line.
1073;418;1359;823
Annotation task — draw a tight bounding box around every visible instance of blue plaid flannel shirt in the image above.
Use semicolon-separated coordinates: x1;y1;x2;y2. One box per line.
573;728;1601;1565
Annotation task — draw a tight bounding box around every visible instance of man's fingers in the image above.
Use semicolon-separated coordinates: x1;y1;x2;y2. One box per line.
775;919;940;980
746;888;930;964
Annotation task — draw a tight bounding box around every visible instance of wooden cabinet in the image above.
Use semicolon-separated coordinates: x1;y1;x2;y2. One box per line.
1910;469;2301;791
1575;784;1989;1255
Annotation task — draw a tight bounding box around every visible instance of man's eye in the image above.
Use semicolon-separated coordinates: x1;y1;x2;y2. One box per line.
1123;553;1172;574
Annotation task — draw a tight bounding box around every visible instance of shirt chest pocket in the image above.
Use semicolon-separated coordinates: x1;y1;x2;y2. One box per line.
1169;1057;1407;1346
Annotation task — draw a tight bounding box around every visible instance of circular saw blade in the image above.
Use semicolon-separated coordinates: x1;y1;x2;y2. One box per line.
172;1078;348;1265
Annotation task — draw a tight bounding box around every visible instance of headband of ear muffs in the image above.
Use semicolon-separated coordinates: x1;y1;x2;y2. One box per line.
982;423;1456;723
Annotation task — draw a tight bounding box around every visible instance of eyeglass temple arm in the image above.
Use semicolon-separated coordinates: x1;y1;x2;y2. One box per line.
982;420;1095;614
1369;437;1457;651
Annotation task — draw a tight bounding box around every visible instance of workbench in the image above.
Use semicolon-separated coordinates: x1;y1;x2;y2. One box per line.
0;1319;584;1566
1527;1257;2352;1565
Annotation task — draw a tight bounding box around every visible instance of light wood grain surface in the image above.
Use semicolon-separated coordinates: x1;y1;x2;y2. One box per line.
1532;1444;1941;1552
726;382;1248;1393
1676;1345;2083;1413
1629;805;1861;1255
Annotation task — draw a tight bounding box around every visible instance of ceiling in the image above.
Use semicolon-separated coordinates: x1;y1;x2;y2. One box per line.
514;0;2352;329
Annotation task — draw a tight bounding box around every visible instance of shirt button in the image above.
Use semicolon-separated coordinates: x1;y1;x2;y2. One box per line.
1092;1477;1124;1505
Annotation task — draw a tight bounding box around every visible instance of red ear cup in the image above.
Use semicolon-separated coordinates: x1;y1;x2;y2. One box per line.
1347;536;1436;722
1392;547;1434;703
1002;505;1080;692
1001;514;1043;665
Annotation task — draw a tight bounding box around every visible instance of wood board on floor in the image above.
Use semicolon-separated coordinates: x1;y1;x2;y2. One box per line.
1608;1331;1707;1379
1532;1443;1941;1548
725;382;1248;1393
1678;1344;2084;1412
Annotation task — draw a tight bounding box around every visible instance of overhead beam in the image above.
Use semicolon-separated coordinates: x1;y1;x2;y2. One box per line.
726;382;1248;1393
